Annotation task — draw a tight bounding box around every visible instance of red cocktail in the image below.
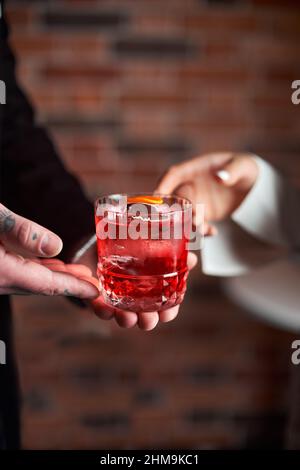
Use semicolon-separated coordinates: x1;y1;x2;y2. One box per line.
95;194;192;313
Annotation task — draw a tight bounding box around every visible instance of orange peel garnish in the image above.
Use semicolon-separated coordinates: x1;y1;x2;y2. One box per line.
127;196;164;205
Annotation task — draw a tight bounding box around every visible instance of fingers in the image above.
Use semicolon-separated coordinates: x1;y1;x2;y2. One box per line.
198;221;218;237
115;310;138;328
90;296;140;328
1;252;99;299
187;252;198;270
137;311;159;331
155;152;233;194
156;162;196;194
0;204;63;258
90;298;184;330
201;222;218;237
216;156;259;191
40;259;93;278
91;296;158;330
91;297;178;330
90;296;115;320
159;305;180;323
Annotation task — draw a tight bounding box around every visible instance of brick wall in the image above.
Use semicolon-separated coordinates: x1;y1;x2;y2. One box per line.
6;0;300;449
7;0;300;197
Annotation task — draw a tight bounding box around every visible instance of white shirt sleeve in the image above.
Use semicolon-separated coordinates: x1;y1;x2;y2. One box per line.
231;156;287;246
201;156;289;277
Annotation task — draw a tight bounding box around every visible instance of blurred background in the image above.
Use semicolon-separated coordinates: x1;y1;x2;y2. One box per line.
6;0;300;449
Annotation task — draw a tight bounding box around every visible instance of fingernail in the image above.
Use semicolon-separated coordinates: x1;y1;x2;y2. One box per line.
40;234;63;256
216;170;230;182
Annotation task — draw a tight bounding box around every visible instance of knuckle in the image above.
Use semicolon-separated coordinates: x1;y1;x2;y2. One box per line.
43;286;55;296
40;271;57;296
235;155;245;165
235;154;250;166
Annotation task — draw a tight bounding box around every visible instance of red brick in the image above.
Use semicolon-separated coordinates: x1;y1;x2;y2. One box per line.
10;34;107;58
41;64;120;82
122;63;179;90
179;113;251;131
6;5;34;28
178;64;253;84
53;133;118;171
131;13;182;35
252;90;295;109
122;110;176;139
120;91;189;107
204;40;239;59
184;12;259;34
28;91;108;118
244;37;300;65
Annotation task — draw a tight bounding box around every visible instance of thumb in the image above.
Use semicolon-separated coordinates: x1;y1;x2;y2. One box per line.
0;204;63;257
215;156;258;191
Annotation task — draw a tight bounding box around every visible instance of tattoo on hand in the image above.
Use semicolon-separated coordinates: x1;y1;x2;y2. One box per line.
32;233;38;240
64;289;74;297
0;209;15;233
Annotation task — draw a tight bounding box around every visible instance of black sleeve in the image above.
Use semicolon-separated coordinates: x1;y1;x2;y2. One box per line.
0;3;94;259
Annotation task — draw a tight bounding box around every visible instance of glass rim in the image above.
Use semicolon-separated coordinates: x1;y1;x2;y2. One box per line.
95;193;192;215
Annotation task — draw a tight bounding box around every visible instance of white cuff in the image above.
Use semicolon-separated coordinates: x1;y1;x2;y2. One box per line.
232;156;286;246
201;219;285;277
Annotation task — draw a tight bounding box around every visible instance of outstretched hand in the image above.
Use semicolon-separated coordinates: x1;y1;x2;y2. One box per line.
0;203;99;299
156;152;259;235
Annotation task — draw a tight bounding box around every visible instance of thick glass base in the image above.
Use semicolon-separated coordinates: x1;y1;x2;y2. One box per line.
98;268;188;313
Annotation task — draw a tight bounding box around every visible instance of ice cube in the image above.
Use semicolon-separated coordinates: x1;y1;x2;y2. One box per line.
101;255;139;272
